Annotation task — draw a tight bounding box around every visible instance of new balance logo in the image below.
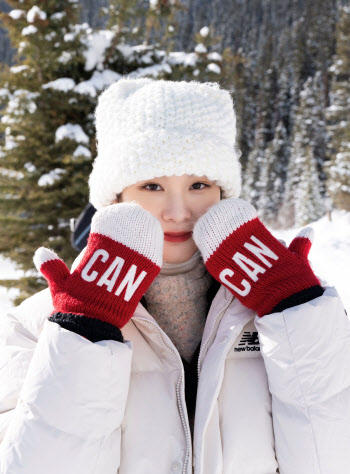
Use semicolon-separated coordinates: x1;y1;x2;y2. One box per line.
234;331;260;352
238;331;259;346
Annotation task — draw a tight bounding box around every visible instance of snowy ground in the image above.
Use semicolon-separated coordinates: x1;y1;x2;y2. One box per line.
0;257;24;313
271;209;350;313
0;209;349;314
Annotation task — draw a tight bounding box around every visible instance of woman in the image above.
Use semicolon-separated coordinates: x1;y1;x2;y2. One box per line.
1;77;350;474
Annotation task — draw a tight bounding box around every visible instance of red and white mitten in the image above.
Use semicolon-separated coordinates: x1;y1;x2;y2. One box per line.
193;198;323;317
34;203;163;341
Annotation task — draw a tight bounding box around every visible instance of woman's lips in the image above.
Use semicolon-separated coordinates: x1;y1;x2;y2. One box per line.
164;232;193;242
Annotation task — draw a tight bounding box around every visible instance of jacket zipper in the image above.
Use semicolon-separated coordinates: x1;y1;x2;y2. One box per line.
197;295;234;391
192;294;234;472
133;317;191;474
134;294;234;473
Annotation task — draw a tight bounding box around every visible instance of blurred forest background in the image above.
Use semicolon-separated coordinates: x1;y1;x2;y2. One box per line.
0;0;349;303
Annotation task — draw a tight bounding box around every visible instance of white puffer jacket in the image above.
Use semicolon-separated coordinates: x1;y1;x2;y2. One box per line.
0;279;349;474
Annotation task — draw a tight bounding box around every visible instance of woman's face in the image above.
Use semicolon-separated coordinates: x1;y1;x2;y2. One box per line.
115;174;221;263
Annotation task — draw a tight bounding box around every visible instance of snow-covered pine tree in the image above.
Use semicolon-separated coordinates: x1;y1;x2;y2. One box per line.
98;0;184;72
279;74;326;228
241;64;280;210
293;145;325;227
161;20;243;94
325;5;350;211
255;69;293;227
144;0;187;52
185;24;227;82
0;1;94;301
256;120;290;227
241;132;266;209
226;49;253;172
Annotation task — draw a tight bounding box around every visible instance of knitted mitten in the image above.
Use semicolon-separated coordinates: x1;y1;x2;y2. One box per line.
193;198;322;317
34;203;163;341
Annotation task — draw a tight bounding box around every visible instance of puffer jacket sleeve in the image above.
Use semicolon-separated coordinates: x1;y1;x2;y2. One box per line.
0;288;132;474
255;285;350;474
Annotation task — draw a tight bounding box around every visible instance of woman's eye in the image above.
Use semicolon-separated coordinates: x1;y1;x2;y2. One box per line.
142;182;209;191
143;183;161;191
191;182;209;190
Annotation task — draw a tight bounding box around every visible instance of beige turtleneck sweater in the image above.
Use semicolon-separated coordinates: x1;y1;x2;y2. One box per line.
143;250;213;363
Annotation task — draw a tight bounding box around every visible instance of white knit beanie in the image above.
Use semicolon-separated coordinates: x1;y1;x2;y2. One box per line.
89;77;242;210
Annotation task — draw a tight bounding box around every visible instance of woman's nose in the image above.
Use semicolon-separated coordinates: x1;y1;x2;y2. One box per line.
162;196;192;223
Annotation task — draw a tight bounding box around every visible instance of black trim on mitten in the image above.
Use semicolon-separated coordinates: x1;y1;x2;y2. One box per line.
270;285;325;314
48;312;124;343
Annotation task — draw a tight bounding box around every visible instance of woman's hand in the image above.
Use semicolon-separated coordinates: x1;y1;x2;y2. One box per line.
193;198;321;317
34;203;164;330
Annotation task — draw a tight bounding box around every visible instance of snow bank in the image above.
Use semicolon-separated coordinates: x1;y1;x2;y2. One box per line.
0;256;28;312
269;209;350;313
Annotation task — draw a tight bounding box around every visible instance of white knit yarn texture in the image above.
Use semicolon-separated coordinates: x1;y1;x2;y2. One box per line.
193;198;257;263
295;226;315;243
89;77;241;210
91;203;164;267
33;247;61;271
